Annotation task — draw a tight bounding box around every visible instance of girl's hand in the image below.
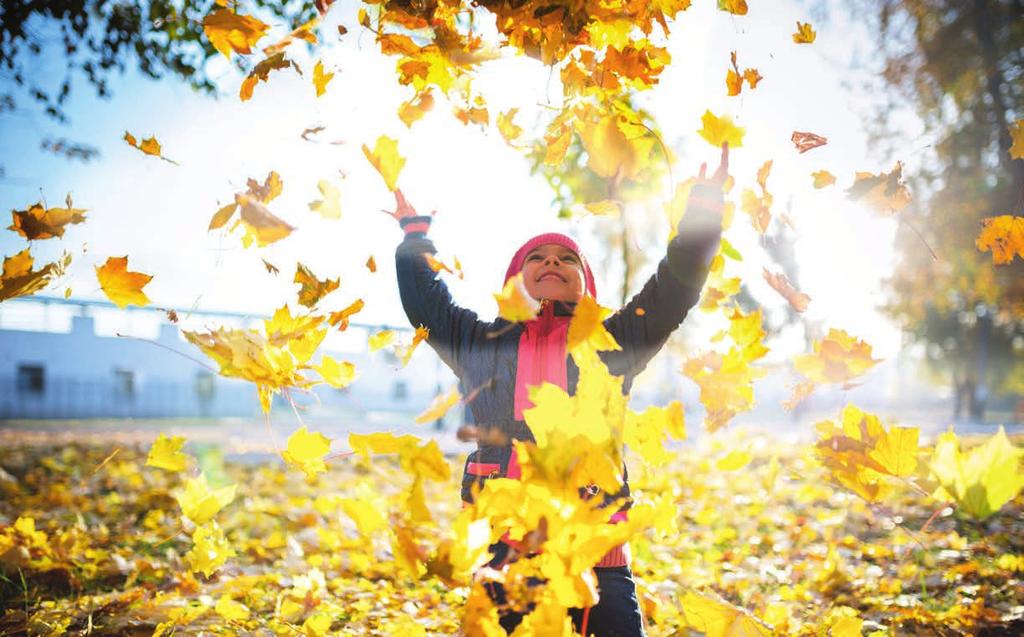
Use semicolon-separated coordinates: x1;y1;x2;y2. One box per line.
695;142;730;189
383;189;435;224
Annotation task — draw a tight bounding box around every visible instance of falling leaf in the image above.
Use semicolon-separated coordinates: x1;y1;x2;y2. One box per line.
294;263;339;308
263;16;319;56
368;329;395;352
316;355;357;388
175;474;237;526
578;113;654;180
365;256;377;272
146;434;188;472
580;199;622;216
8;198;86;240
185;521;236;577
725;52;761;97
930;426;1024;520
567;294;621;357
398;90;435;127
362;135;405;191
423;253;464;279
282;425;333;480
716;449;753;471
716;0;748;16
395;325;430;366
975;215;1024;265
209;202;237;230
96;256;152;309
494;272;540;322
263;259;279;275
792;21;816;44
202;8;270;59
847;162;911;215
308;179;342;219
791;131;828;153
123;131;177;164
815;405;920;502
0;248;69;302
762;267;810;312
1010;119;1024;159
312;60;334;97
741;160;773;233
697;110;744;148
812;170;836;188
415;386;462;424
240;52;300;101
783;379;816;411
794;328;881;388
497;108;523;144
247;171;283;203
235;193;295;247
328;298;365;330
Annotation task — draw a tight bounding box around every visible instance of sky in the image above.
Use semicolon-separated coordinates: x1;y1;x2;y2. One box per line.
0;0;921;362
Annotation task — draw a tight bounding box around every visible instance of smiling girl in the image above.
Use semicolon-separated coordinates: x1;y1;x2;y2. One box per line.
390;145;728;636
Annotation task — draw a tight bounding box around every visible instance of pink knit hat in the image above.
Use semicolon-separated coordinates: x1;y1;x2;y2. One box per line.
503;232;597;297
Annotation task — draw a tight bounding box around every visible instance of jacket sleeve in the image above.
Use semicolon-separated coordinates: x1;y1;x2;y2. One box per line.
394;215;484;375
602;183;724;378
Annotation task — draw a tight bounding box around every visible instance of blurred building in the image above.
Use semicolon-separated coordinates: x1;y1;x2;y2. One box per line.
0;296;453;420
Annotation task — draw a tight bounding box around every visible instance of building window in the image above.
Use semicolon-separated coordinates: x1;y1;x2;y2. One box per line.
16;365;45;394
113;369;136;397
392;380;408;401
195;371;215;401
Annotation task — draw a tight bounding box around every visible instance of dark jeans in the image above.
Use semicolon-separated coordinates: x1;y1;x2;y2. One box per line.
483;542;646;637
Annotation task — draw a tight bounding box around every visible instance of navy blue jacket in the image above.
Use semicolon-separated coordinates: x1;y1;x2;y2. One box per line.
395;185;724;502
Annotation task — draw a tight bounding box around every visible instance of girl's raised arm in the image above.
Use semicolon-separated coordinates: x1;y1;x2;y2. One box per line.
390;190;485;376
601;144;729;380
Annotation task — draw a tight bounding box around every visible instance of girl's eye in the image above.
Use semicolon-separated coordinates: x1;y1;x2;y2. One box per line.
527;254;542;261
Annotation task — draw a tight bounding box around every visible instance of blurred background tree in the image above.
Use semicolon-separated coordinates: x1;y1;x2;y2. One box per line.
848;0;1024;420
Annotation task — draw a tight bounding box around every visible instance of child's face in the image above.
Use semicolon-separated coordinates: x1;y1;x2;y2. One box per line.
521;243;585;303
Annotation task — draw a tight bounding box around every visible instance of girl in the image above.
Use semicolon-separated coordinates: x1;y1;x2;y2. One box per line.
390;145;728;636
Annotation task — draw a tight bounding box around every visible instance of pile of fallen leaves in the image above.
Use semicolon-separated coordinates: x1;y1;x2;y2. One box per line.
1;421;1022;636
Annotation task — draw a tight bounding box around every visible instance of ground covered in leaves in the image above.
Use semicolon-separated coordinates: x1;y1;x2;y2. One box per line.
1;431;1022;636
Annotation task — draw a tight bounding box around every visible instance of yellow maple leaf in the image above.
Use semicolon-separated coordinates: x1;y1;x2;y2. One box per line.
234;193;294;247
494;272;540;322
362;135;405;191
716;449;753;471
302;612;333;637
146;434;188;472
497;108;523;144
175;474;237;526
1010;119;1024;159
398;90;435;128
415;386;462;424
368;329;395;352
282;425;333;480
239;51;297;102
186;521;236;577
8;198;86;240
716;0;748;15
123;131;177;164
294;262;339;308
930;426;1024;520
624;401;685;467
697;110;744;148
202;8;269;59
95;256;152;309
578;114;653;180
975;215;1024;265
567;294;620;358
812;170;836;188
214;596;250;622
316;355;357;388
846;162;912;215
312;60;334;97
308;179;342;219
1;248;69;302
794;328;880;388
793;21;816;44
327;298;365;331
